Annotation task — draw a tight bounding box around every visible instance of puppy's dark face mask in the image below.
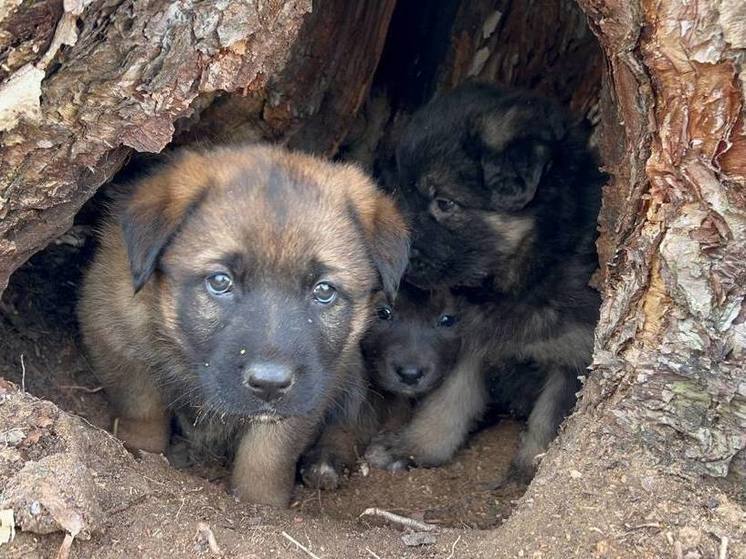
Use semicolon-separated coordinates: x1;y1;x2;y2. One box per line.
362;284;462;398
169;252;365;421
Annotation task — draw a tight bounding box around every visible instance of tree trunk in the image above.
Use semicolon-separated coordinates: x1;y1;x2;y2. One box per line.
578;0;746;478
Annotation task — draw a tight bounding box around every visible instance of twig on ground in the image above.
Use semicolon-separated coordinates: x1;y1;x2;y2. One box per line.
719;536;729;559
54;533;75;559
59;384;104;393
359;508;438;532
174;497;186;523
103;492;161;521
446;535;462;559
20;354;26;393
625;522;661;531
281;531;321;559
365;547;382;559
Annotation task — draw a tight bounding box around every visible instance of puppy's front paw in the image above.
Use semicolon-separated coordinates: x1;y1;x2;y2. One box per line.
301;460;341;490
364;434;412;472
509;440;544;483
114;416;169;454
231;481;291;507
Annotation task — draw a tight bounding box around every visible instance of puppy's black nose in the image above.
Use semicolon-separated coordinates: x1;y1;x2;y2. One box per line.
395;365;426;386
243;362;294;401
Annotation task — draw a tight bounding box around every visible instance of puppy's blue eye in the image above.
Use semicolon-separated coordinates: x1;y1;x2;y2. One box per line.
438;314;457;327
205;273;233;295
377;305;393;321
312;282;337;304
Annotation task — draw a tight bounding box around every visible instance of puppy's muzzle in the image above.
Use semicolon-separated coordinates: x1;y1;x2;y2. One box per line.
243;362;295;402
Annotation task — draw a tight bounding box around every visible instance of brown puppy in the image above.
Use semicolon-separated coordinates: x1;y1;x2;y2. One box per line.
77;144;409;506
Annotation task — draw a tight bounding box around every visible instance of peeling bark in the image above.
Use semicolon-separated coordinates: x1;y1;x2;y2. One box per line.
0;0;317;293
179;0;397;155
579;0;746;478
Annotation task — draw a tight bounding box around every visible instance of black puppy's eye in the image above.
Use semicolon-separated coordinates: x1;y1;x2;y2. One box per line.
205;273;233;296
435;198;456;213
376;305;393;321
438;314;458;327
312;282;337;304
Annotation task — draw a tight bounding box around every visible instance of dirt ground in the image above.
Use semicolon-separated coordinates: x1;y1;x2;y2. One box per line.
0;239;526;557
1;237;744;559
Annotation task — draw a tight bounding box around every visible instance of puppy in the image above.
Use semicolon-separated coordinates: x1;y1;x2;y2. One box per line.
363;282;462;399
361;282;482;470
393;82;603;479
77;144;409;506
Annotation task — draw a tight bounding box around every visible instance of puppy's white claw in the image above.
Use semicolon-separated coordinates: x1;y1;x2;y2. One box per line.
364;443;394;470
302;461;340;490
388;459;410;473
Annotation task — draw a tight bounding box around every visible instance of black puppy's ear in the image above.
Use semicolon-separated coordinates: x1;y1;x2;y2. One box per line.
473;103;561;212
345;168;410;301
119;151;209;293
481;139;552;211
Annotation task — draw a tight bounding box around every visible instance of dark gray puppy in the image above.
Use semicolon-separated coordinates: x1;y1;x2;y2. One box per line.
388;82;603;479
361;282;477;470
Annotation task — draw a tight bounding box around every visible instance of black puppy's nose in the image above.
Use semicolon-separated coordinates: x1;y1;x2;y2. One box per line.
243;362;294;401
395;365;426;386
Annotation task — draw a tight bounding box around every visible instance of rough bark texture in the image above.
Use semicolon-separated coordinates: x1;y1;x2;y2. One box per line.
578;0;746;477
0;0;397;294
177;0;397;154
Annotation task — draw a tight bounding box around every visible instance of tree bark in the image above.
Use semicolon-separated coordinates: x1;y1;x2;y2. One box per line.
0;0;396;294
436;0;603;120
577;0;745;479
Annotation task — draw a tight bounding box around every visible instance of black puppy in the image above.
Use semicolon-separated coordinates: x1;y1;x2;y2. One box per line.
363;282;462;398
361;282;481;470
390;82;603;478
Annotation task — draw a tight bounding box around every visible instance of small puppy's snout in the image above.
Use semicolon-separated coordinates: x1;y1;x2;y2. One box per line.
395;364;427;385
243;362;294;401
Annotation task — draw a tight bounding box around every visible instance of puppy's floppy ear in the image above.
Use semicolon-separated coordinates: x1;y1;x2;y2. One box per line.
482;139;552;211
344;167;410;301
366;194;411;301
119;151;209;293
475;106;557;211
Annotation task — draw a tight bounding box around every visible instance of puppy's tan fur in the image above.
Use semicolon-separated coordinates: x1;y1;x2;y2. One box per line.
78;144;408;506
